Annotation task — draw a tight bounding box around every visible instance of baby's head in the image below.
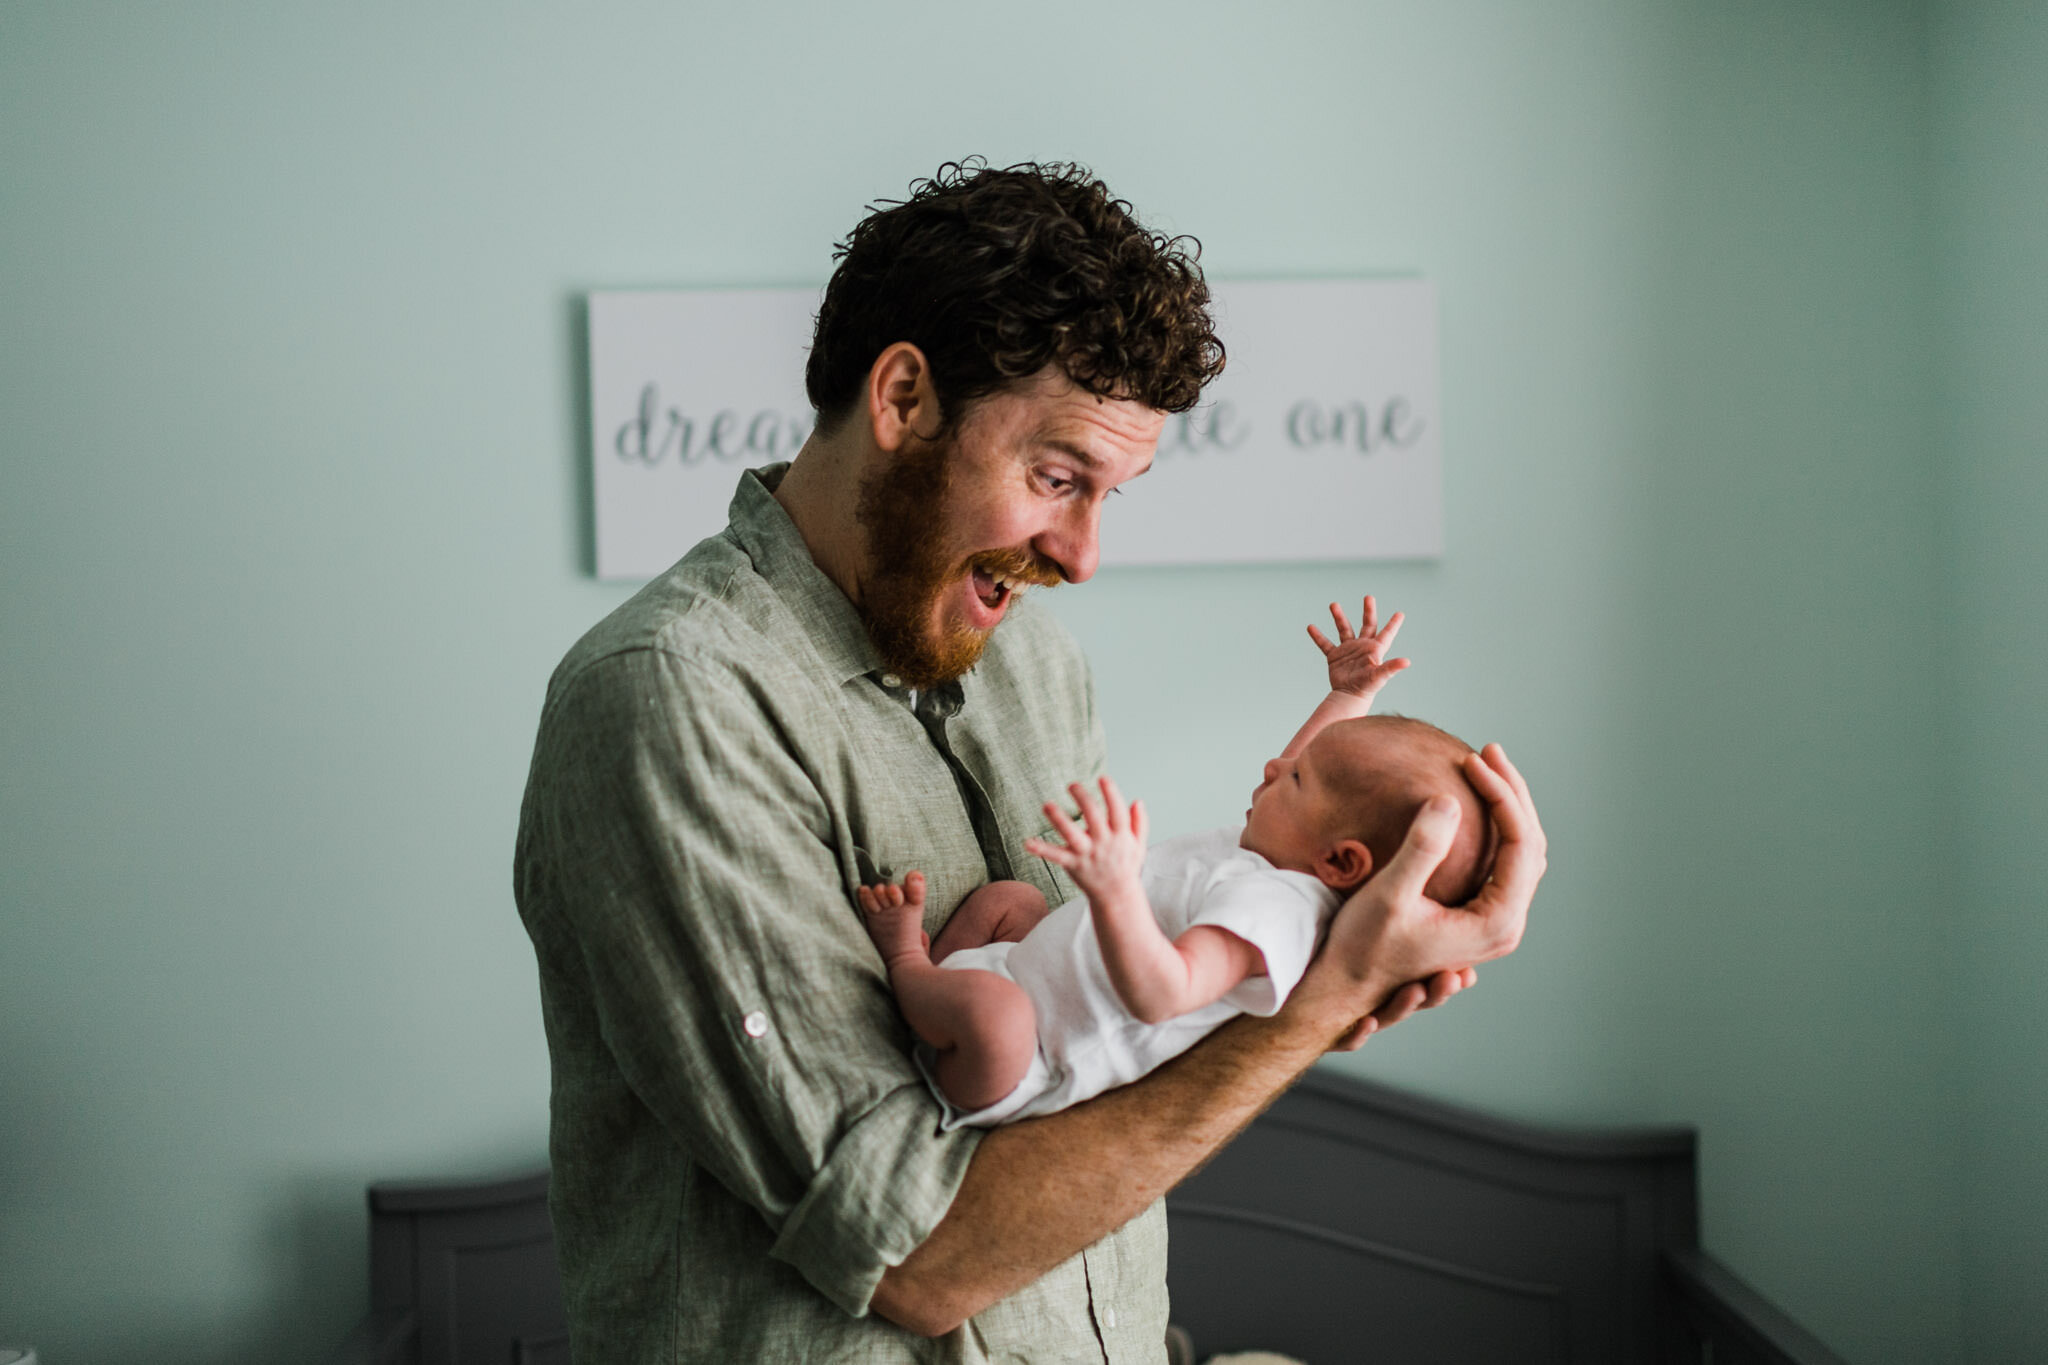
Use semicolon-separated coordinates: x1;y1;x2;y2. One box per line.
1240;715;1494;904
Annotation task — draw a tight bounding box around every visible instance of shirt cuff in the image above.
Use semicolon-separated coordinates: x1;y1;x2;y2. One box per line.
768;1081;984;1316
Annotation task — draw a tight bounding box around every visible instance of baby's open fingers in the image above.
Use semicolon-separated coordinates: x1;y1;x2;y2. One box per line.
1374;610;1405;649
1043;800;1087;853
1024;836;1074;868
1068;781;1106;836
1097;776;1128;833
1329;600;1357;643
1307;623;1338;656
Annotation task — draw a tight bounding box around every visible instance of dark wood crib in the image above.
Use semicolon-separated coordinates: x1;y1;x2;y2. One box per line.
330;1069;1847;1364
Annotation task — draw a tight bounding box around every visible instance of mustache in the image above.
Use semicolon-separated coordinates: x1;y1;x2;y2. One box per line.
967;547;1065;589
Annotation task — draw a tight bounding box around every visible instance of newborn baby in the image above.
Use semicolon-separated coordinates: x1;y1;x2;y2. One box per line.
858;597;1494;1127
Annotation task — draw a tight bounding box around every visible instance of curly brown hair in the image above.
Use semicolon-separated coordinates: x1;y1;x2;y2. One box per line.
805;160;1225;433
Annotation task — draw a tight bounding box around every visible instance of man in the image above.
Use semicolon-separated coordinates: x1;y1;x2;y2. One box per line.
515;162;1543;1363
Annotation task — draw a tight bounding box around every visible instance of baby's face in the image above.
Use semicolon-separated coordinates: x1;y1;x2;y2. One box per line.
1239;729;1371;879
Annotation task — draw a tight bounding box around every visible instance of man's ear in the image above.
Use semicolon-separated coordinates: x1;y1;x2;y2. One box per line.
1314;838;1373;891
867;342;941;452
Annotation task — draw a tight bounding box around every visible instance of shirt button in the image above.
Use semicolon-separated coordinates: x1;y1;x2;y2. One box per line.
1102;1307;1117;1329
880;673;902;689
742;1011;769;1038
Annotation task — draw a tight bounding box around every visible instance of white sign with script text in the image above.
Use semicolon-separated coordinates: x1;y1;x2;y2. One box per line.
587;279;1441;579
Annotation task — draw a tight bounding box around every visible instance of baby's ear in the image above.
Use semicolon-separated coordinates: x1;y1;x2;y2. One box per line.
1315;838;1373;892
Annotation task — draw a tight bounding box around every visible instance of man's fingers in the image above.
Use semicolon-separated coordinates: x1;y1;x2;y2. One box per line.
1482;743;1543;844
1131;798;1148;844
1419;967;1465;1008
1461;752;1530;848
1457;753;1541;961
1371;981;1429;1029
1333;1016;1377;1051
1373;794;1463;905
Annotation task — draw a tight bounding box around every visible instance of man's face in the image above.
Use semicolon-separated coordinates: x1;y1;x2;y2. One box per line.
854;367;1164;688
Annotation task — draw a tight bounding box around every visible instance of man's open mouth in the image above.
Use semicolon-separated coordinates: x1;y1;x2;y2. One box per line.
971;567;1015;612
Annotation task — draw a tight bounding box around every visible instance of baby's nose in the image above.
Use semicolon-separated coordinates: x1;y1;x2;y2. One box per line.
1261;757;1283;785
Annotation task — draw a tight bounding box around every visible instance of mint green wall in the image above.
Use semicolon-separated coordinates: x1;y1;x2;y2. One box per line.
0;3;2009;1362
1932;1;2048;1361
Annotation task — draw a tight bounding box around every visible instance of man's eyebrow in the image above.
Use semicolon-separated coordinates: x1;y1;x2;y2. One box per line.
1040;438;1154;480
1041;438;1105;468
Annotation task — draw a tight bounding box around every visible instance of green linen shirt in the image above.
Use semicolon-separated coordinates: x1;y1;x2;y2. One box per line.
514;464;1170;1363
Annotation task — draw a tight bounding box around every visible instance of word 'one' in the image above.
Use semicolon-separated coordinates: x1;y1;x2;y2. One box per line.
1285;397;1424;453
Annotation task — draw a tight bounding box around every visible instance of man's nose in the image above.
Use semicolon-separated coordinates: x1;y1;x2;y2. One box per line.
1036;501;1102;584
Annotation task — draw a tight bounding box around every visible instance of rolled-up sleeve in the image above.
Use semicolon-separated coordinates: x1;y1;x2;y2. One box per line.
526;645;980;1315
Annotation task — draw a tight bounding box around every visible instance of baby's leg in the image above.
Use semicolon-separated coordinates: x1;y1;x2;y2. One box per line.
930;879;1050;963
859;874;1039;1112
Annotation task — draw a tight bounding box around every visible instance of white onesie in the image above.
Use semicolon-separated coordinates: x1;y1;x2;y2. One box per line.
923;826;1341;1128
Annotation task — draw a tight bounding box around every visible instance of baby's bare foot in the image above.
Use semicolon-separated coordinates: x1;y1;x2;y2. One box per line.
857;872;928;968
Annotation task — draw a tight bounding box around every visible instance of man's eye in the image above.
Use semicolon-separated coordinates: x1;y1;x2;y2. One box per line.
1041;471;1074;493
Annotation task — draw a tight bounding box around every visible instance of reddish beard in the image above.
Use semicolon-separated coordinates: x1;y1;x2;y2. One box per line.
854;438;1062;689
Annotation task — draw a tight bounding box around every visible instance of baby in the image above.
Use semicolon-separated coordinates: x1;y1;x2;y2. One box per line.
858;597;1494;1128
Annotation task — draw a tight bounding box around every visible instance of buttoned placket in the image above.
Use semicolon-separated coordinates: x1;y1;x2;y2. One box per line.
880;675;1015;885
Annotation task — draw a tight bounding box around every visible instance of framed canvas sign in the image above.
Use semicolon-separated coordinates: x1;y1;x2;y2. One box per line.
587;278;1441;579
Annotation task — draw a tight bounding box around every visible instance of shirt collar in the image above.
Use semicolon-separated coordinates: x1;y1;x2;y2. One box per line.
726;463;889;687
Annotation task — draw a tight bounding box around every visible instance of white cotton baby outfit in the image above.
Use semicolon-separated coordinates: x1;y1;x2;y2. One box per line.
923;827;1342;1128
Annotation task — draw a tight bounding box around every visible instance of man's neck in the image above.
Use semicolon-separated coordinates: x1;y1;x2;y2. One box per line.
773;430;870;607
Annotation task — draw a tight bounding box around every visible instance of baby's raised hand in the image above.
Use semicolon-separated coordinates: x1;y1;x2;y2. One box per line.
1308;595;1412;700
1024;777;1149;902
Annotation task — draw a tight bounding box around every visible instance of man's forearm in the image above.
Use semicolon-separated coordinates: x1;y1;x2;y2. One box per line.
870;1003;1347;1336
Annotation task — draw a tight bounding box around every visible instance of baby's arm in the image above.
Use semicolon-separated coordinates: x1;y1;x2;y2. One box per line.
1278;595;1411;760
1025;778;1267;1025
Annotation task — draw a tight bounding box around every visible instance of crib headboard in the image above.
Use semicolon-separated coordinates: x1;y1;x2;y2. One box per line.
1164;1068;1844;1365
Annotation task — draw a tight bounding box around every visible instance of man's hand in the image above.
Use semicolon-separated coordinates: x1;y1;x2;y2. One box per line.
1307;595;1411;701
1283;743;1545;1049
1024;777;1149;904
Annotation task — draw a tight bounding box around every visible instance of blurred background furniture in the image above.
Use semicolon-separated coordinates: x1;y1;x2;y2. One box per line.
329;1070;1847;1364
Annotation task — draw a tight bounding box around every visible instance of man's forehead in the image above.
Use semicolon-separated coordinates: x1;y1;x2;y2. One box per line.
1010;374;1165;471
